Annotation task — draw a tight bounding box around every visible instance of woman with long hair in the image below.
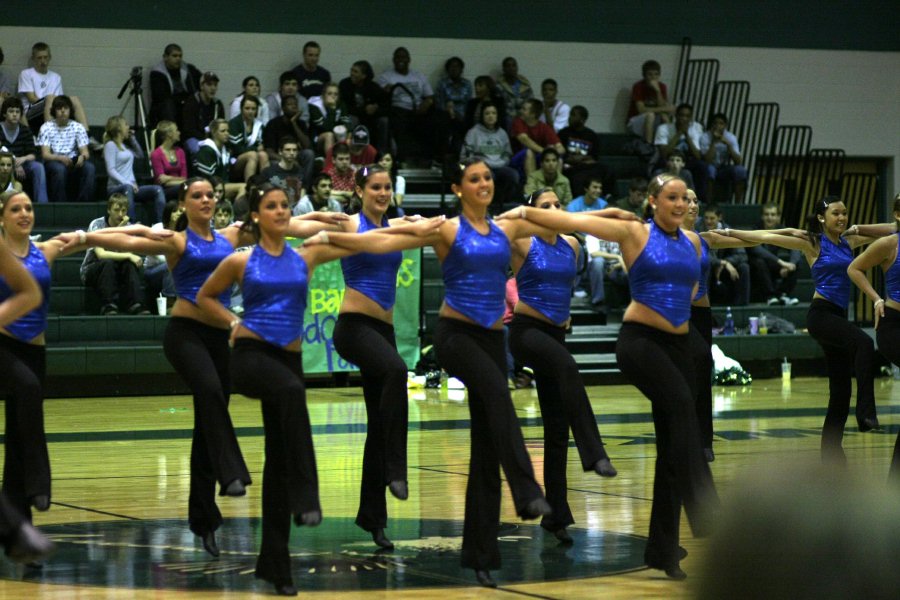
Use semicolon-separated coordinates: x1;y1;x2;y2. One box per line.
507;187;617;544
61;178;347;559
0;151;22;194
229;76;270;124
847;192;900;480
498;174;720;579
196;184;438;595
723;196;880;463
102;115;166;222
149;119;187;200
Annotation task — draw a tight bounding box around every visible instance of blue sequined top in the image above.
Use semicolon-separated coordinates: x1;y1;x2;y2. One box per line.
811;234;852;309
516;235;576;325
442;215;510;328
172;227;233;306
693;235;710;301
340;212;403;310
241;245;308;347
884;234;900;303
0;241;50;341
629;221;699;327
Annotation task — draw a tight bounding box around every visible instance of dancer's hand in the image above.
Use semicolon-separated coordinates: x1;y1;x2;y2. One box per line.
874;298;885;329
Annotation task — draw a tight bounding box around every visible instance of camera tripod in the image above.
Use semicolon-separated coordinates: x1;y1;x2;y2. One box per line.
116;67;150;157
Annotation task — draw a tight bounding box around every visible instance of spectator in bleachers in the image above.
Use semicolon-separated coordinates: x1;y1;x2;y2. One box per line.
265;72;309;124
497;57;533;128
322;124;377;172
539;79;570;133
510;98;565;177
626;59;674;144
338;60;388;150
18;43;90;132
464;75;506;131
377;47;449;166
182;72;225;156
149;43;201;130
654;149;695;189
615;177;648;217
700;112;747;203
0;151;22;193
523;148;572;205
149;119;187;200
262;95;314;187
143;199;181;307
0;97;47;202
228;76;270;124
747;202;800;305
655;102;709;201
436;56;473;155
213;198;233;229
260;137;304;210
227;95;269;183
103;115;165;223
324;142;356;205
0;47;13;102
460;101;518;210
293;172;342;215
80;193;150;316
376;150;405;217
703;204;750;306
193;118;243;200
37;95;94;203
291;41;331;100
567;177;607;213
586;234;629;316
309;82;353;156
210;176;225;204
558;105;613;196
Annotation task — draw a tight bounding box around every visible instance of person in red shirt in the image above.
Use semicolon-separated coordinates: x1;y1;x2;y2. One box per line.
509;98;565;176
323;142;355;205
626;60;675;144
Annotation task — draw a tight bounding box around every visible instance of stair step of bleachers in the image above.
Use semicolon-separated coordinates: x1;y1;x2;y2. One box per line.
46;315;167;344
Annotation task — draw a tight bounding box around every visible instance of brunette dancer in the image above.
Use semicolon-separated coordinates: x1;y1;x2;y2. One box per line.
507;187;617;544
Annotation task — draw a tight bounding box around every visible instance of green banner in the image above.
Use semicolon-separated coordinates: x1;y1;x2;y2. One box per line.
290;241;421;374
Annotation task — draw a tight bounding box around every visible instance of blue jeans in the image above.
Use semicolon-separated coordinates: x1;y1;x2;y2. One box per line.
588;257;629;306
144;262;175;299
108;184;166;223
45;159;95;202
21;160;48;203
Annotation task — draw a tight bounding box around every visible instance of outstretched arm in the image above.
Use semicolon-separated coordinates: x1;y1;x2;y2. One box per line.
847;236;895;328
304;217;443;254
702;230;760;250
498;205;635;244
0;240;42;328
844;223;896;239
720;227;810;251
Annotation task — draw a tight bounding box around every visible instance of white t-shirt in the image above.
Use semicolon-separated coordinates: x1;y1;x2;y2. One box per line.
18;68;63;109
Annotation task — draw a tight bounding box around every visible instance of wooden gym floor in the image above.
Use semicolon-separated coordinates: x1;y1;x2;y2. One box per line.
0;376;897;599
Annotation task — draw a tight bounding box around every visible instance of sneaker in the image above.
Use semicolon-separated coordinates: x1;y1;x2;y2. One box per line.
128;303;151;315
766;297;782;306
780;294;799;306
101;304;118;315
573;289;588;299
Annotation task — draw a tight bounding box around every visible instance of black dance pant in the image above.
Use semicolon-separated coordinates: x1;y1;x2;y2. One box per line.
875;307;900;482
163;317;251;536
433;317;544;571
508;313;609;532
616;322;719;569
806;298;877;459
232;339;320;588
0;335;50;522
690;305;715;449
332;313;409;533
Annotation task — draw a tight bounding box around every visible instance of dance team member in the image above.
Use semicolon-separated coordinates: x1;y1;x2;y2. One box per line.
306;158;558;588
195;184;439;596
0;190;110;522
0;235;55;564
65;178;346;558
332;166;412;550
722;196;879;463
507;187;618;544
847;193;900;480
500;174;720;580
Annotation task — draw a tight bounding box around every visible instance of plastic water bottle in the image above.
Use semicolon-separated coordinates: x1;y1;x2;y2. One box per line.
723;306;735;335
758;312;768;335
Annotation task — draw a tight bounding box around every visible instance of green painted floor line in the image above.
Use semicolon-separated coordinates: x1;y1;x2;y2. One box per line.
11;405;900;444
